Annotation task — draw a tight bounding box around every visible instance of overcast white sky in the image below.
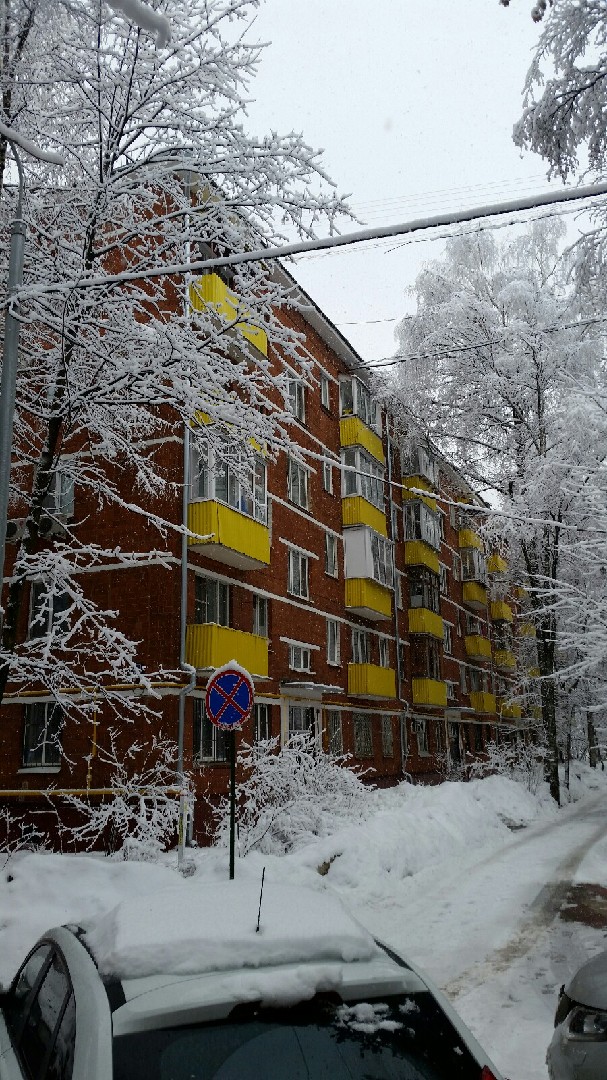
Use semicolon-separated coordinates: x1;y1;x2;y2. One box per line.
244;0;566;364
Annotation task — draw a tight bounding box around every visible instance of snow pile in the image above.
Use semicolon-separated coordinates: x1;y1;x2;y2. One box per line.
290;775;556;902
83;881;379;979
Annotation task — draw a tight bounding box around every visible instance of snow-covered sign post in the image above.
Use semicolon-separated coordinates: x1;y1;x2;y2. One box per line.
205;662;254;880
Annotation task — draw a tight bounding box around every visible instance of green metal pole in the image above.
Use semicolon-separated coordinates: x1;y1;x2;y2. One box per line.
229;729;236;880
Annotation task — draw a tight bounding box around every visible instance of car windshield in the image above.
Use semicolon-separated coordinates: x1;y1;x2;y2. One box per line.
113;992;479;1080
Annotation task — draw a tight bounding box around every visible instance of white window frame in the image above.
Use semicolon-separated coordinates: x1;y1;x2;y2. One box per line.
339;376;377;430
252;594;268;637
289;643;312;672
327;618;340;666
353;712;373;757
446;680;457;702
325;533;338;577
287;457;309;509
287;549;310;599
254;702;271;742
416;717;429;754
443;622;453;655
378;636;390;668
189;439;267;524
193;700;227;764
194;576;229;626
321;375;331;410
371;532;394;587
326;710;343;755
439;564;448;594
352;628;370;665
43;469;75;519
341;447;384;510
287;378;306;422
322;460;333;493
381;715;394;757
404;500;441;551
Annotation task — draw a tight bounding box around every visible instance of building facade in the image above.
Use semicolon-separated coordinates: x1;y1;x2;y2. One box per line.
0;264;531;847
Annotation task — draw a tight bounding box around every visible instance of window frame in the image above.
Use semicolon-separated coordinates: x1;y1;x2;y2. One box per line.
404;500;441;551
381;715;394;757
189;438;267;524
378;636;390;668
252;594;268;638
289;643;312;673
322;460;333;494
341;447;385;510
320;375;331;410
326;710;343;755
193;699;227;763
327;618;340;666
29;582;70;639
287;378;306;423
351;627;371;665
287;549;310;599
324;533;338;577
22;703;63;769
287;457;310;510
409;566;441;613
194;576;229;626
353;712;373;758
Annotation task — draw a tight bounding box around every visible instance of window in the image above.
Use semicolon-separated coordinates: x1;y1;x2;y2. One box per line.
342;447;384;510
461;547;487;584
460;664;467;694
190;439;267;523
396;573;403;610
353;712;373;757
193;700;227;763
351;628;370;665
327;618;340;665
339;376;376;429
416;717;429;754
322;461;333;493
409;566;440;613
446;680;457;702
289;644;312;672
411;638;441;681
439;564;448;595
22;703;63;768
381;715;394;757
288;706;315;739
404;500;441;551
254;703;271;742
443;622;453;655
288;549;309;599
326;710;343;755
194;577;229;625
391;501;399;541
378;636;390;668
29;582;70;639
470;667;490;693
402;445;437;486
287;458;309;509
43;469;74;518
252;594;268;638
287;378;306;422
466;613;482;635
325;533;338;577
321;375;331;410
452;554;461;581
371;532;394;587
17;949;74;1080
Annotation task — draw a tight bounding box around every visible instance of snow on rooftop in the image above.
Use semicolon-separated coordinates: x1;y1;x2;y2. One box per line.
83;880;380;980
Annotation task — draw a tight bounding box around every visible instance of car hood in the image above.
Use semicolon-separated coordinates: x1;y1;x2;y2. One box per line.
567;950;607;1010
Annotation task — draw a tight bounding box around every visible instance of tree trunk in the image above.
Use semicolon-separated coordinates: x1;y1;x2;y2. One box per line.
587;710;599;768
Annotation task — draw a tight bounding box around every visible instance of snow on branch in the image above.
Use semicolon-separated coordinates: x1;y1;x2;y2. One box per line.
0;121;64;166
106;0;170;47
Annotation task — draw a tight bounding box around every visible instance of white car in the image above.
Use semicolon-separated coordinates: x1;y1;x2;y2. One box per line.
547;949;607;1080
0;880;504;1080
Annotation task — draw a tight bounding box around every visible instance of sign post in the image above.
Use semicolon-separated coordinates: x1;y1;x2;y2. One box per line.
205;662;254;880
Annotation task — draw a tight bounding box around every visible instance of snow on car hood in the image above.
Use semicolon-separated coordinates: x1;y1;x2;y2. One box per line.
83;880;381;980
567;949;607;1011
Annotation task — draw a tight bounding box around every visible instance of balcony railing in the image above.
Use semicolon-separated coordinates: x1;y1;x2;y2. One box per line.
186;623;268;676
345;578;392;621
342;496;387;537
339;416;384;464
491;601;513;623
412;678;447;707
187;500;270;570
403;540;440;574
348;663;396;699
487;553;508;574
464;634;492;660
462;581;488;610
189;272;268;356
408;607;444;640
459;528;483;550
469;690;497;714
517;621;536;637
494;649;516;671
499;702;522;719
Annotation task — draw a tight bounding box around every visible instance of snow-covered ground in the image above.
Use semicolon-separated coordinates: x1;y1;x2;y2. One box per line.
1;765;606;1079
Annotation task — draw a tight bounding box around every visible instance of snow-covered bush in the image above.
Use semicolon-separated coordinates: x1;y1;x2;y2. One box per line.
212;734;373;857
62;732;192;860
468;739;547;795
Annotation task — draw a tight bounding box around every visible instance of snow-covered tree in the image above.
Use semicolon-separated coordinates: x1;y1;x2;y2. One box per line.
0;1;350;718
390;220;607;804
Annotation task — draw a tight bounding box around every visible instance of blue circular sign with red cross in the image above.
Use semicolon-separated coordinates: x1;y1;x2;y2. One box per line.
205;664;254;729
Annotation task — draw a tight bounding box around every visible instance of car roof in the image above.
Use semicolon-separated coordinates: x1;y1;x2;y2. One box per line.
566;949;607;1011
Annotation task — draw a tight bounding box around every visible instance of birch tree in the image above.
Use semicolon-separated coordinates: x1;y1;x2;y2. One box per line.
390;221;606;804
0;0;350;719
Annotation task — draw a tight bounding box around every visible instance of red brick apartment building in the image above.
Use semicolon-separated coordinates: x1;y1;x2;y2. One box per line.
0;263;529;846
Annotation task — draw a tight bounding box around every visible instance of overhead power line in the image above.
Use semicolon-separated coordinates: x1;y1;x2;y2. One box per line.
20;180;607;298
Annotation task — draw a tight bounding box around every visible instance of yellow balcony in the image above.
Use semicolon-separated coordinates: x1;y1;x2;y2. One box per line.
459;528;483;550
528;667;541;678
517;621;536;637
342;496;387;537
402;475;437;512
531;705;542;720
491;601;513;623
499;702;522;719
403;540;439;574
186;623;268;677
348;663;396;699
345;578;392;621
189;272;268;356
188;500;270;570
488;553;508;573
470;691;497;715
494;649;516;671
465;634;492;660
339;417;384;464
412;678;447;707
462;581;488;610
408;607;444;639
